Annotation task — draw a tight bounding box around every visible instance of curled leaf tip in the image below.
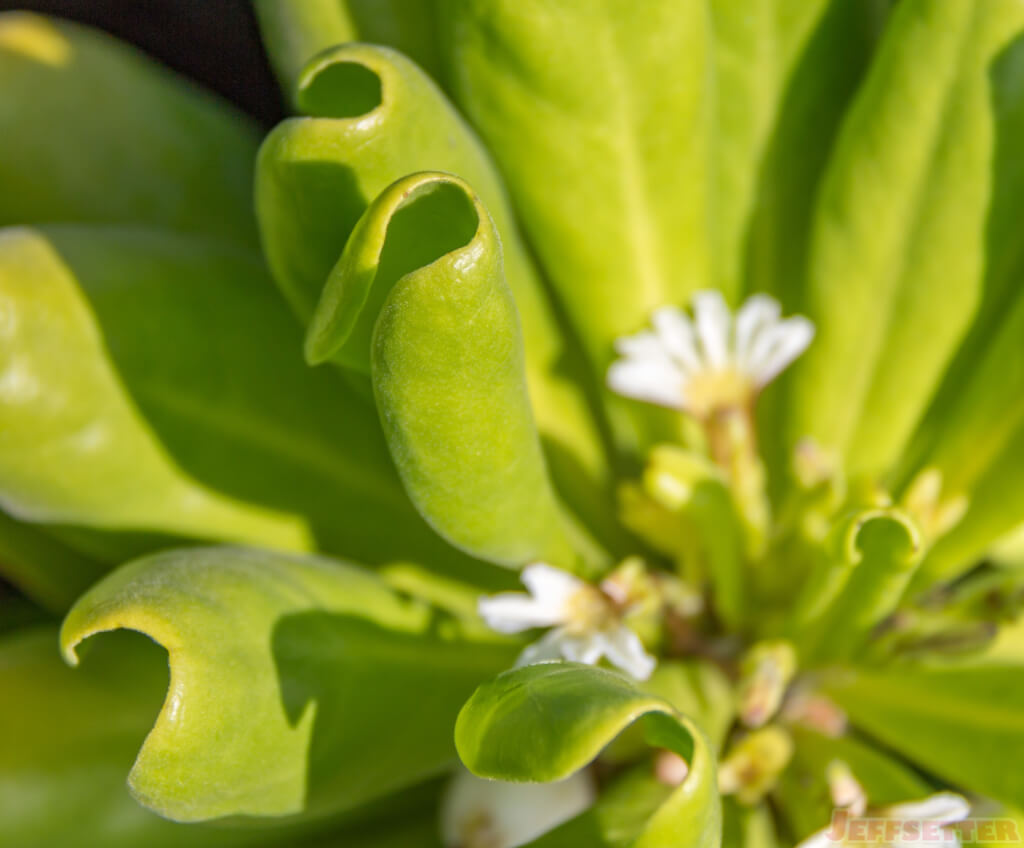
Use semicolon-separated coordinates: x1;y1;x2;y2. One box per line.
294;43;390;120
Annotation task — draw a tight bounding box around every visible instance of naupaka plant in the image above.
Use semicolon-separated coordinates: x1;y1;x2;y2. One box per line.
1;0;1024;846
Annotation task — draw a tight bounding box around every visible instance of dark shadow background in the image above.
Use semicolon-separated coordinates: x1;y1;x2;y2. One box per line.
0;0;286;125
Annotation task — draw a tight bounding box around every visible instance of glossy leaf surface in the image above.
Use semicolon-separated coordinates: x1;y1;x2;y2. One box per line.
456;663;721;847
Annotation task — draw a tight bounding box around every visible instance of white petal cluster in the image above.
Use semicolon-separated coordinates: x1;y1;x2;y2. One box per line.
608;291;814;417
478;563;656;681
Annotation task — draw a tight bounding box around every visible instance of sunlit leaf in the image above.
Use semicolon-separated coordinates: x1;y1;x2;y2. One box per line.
308;172;576;568
456;663;721;847
789;0;1024;476
256;42;620;555
61;546;517;822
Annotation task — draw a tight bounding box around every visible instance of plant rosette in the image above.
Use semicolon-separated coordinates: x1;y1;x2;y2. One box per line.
2;2;1024;847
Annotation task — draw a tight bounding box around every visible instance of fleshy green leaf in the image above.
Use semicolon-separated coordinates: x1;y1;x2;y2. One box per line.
894;26;1024;471
992;522;1024;568
61;546;517;822
0;509;106;612
789;509;923;663
910;290;1024;583
253;0;441;99
744;0;887;306
789;0;1024;477
310;172;575;568
256;43;620;555
776;727;931;841
1;626;280;847
710;0;832;294
721;799;778;848
0;225;470;568
0;12;258;246
456;663;721;847
2;626;450;847
602;660;736;764
436;0;715;386
826;652;1024;808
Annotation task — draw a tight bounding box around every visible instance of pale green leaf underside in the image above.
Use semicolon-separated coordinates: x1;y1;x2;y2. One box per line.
61;546;517;822
456;663;721;848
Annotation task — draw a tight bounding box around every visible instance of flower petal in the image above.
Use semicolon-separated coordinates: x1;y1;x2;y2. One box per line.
693;290;732;369
607;357;688;410
734;293;781;366
747;316;815;387
479;594;566;633
794;827;836;848
651;305;703;372
515;628;570;667
886;792;970;824
601;625;657;680
521;563;584;609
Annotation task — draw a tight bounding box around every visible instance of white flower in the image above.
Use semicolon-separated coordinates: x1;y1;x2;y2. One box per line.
607;291;814;418
440;766;595;848
796;763;970;848
478;563;656;680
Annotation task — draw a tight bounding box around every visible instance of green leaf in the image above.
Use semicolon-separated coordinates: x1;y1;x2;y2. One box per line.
721;799;778;848
992;522;1024;568
907;290;1024;583
918;424;1024;586
253;0;441;99
789;0;1024;477
789;509;923;663
776;727;931;841
456;663;721;847
256;43;620;555
436;0;716;382
826;653;1024;808
312;172;575;568
61;546;518;822
0;225;472;568
602;660;736;764
1;626;275;847
0;509;106;612
710;0;832;294
2;626;451;846
744;0;887;307
0;12;258;246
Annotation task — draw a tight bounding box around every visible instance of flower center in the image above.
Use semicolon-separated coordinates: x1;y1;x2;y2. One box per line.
564;584;617;635
684;367;755;420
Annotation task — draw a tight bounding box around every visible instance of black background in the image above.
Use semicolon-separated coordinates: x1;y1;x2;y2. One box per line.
0;0;286;124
